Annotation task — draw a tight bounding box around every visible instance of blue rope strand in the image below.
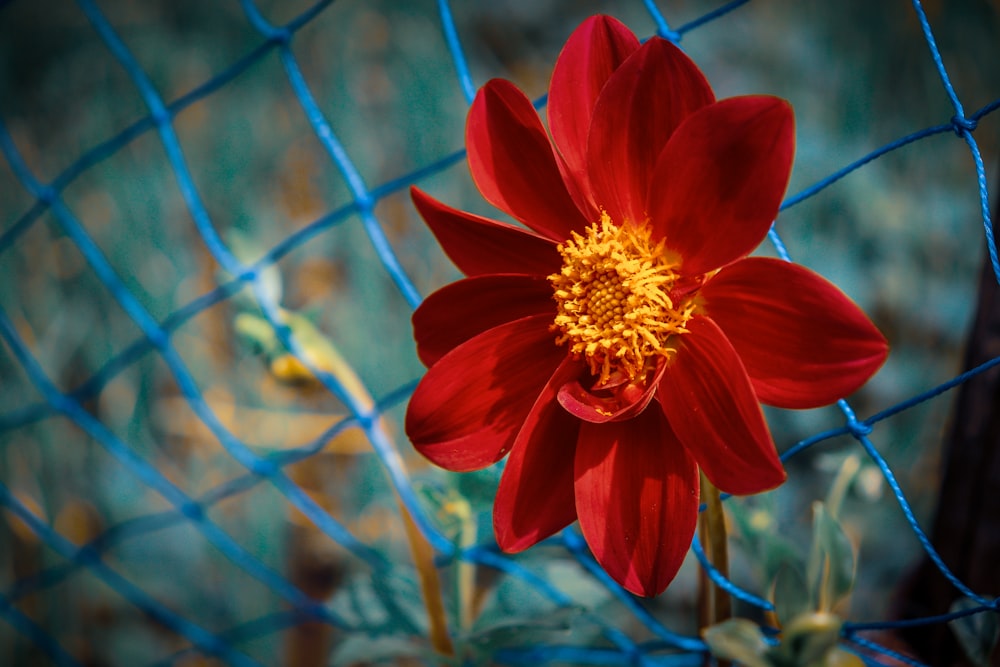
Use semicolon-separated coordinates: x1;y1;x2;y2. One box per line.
780;426;852;461
844;635;929;667
844;599;997;632
562;529;707;652
689;536;774;612
239;0;426;322
1;2;998;664
5;401;399;606
855;434;989;606
0;0;337;260
0;596;81;667
150;610;309;667
0;483;265;667
4;0;399;571
223;2;448;549
0;162;435;437
909;0;966;119
271;35;423;309
957;126;1000;283
641;0;674;40
75;0;244;278
0;118;384;571
437;0;477;105
248;283;455;555
972;97;1000;120
464;544;671;660
0;308;361;625
676;0;752;36
495;645;705;666
780;123;953;211
863;353;1000;428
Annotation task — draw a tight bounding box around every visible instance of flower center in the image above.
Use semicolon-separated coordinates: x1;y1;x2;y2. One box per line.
548;213;696;385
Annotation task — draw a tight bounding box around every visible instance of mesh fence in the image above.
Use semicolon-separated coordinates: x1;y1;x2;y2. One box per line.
0;0;998;665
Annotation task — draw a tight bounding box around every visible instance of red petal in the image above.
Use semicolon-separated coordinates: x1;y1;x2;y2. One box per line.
659;316;786;495
574;409;699;597
405;314;563;472
467;79;587;240
548;15;639;214
557;360;666;423
414;274;555;367
700;257;889;408
494;357;583;552
648;96;794;275
412;187;560;277
587;38;714;227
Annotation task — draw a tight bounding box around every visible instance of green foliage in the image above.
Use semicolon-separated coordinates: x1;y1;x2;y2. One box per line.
772;564;810;629
703;618;772;667
708;457;864;667
806;502;855;613
331;634;440;666
704;613;864;667
727;494;802;587
461;605;582;663
770;613;848;667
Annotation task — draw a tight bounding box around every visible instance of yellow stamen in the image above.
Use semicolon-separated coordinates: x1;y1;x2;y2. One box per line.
548;213;696;384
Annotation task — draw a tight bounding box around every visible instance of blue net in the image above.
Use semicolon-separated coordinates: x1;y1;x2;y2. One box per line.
1;0;998;665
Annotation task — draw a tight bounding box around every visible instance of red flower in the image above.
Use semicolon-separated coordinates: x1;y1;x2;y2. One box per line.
405;15;888;597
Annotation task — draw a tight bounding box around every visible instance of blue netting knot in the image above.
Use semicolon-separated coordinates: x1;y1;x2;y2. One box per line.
75;545;101;567
354;191;376;213
249;458;278;478
951;114;978;135
846;417;873;438
267;26;292;45
49;392;79;416
180;500;205;522
144;328;169;350
149;102;171;128
37;185;57;205
659;28;682;44
236;266;258;285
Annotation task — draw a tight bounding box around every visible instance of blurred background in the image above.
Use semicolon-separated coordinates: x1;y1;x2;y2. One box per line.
0;0;998;664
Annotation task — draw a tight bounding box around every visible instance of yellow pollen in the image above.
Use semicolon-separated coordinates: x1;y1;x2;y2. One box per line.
548;212;696;384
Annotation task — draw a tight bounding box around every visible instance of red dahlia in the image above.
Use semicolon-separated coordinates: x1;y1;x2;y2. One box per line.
405;15;888;597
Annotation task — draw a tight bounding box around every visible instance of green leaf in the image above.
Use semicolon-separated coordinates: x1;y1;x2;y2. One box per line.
772;563;810;626
234;312;281;356
948;597;999;667
762;535;806;587
330;570;427;638
330;634;446;666
726;496;802;586
824;647;866;667
702;618;772;667
463;605;581;657
774;612;843;667
806;502;855;611
824;455;860;520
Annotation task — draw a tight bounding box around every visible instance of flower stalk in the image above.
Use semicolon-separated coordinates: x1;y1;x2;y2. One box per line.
316;339;455;657
266;309;455;658
698;471;731;631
